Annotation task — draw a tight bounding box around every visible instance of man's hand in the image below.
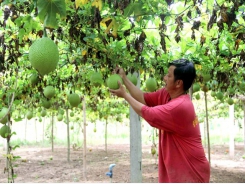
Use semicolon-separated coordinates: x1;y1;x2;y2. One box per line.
114;66;126;79
109;81;127;98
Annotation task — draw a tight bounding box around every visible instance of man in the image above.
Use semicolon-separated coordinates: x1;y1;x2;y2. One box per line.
109;59;210;183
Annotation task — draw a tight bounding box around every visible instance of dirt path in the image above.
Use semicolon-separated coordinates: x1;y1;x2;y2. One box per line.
0;144;244;183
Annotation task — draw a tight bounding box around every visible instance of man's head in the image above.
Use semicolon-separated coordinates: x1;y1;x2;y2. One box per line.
168;59;196;91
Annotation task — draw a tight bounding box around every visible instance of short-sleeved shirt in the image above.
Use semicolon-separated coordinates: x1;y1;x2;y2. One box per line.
142;88;210;183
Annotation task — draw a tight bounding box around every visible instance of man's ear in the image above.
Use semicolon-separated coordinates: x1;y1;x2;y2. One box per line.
176;79;183;88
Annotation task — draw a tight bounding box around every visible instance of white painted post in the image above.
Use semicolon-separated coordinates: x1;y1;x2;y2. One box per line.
130;107;142;183
130;72;142;183
229;104;235;157
83;97;87;181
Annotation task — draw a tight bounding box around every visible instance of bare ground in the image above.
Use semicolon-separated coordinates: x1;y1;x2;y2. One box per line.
0;144;245;183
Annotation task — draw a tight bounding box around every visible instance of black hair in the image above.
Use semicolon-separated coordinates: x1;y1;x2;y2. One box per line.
168;59;196;91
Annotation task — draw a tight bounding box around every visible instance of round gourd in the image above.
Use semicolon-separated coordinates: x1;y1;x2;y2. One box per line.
70;112;74;117
57;114;63;121
43;86;55;99
227;98;234;105
41;110;47;117
29;37;59;76
216;92;223;100
26;111;33;120
42;99;51;109
90;72;103;87
68;93;80;107
211;91;216;97
146;77;157;92
106;74;123;90
0;125;11;138
193;83;200;93
127;73;137;86
195;93;200;100
202;73;211;83
59;109;65;115
0;107;8;124
38;107;42;112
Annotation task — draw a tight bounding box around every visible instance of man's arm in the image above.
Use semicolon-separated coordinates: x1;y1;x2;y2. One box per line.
109;81;144;116
116;67;146;105
123;93;144;116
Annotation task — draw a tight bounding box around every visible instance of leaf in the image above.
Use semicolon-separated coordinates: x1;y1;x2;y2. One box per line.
100;17;112;27
13;155;21;159
133;2;145;16
92;0;103;11
123;2;147;17
75;0;89;9
18;28;25;44
111;21;119;38
37;0;66;29
100;17;118;37
123;3;134;17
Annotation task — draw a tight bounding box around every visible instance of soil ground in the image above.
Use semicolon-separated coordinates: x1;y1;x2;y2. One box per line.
0;143;245;183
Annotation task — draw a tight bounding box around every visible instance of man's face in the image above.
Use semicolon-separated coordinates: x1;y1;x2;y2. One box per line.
163;65;177;92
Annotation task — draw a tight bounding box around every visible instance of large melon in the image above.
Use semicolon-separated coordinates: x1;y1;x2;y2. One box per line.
90;72;103;87
0;107;8;124
106;74;123;90
42;99;51;109
146;77;157;92
127;73;137;86
43;86;55;99
68;93;80;107
0;125;11;138
29;37;59;76
26;111;33;120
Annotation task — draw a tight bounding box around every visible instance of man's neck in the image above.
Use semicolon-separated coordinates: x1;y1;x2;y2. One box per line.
170;90;186;99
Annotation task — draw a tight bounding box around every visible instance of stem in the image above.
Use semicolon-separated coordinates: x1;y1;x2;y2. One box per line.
43;27;47;37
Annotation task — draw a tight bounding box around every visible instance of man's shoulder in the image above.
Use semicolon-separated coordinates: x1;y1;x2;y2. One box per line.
168;95;193;109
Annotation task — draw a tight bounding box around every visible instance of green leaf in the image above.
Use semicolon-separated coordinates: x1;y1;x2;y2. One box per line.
13;155;21;159
123;3;135;17
37;0;66;29
123;2;148;17
133;2;147;16
18;28;25;44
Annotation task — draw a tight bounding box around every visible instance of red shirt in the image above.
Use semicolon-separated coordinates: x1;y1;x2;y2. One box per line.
142;88;210;183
